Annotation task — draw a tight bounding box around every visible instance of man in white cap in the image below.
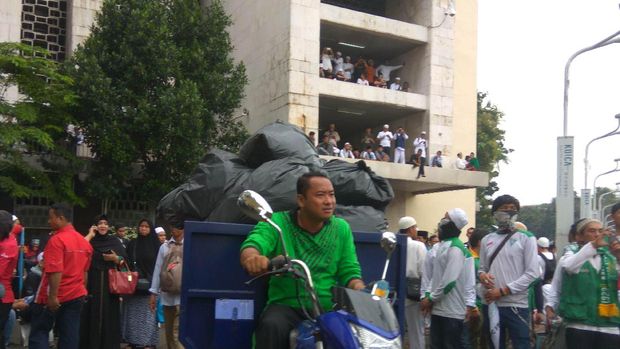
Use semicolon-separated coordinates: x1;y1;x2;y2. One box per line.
413;131;428;166
421;208;476;349
338;142;355;159
155;227;167;244
376;124;394;158
389;76;402;91
537;237;555;285
399;216;427;349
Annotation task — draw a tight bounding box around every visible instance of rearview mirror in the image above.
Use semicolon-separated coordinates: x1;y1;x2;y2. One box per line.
237;190;273;222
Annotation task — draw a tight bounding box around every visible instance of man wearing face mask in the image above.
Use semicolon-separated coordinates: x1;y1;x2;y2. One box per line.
478;195;539;349
420;208;476;349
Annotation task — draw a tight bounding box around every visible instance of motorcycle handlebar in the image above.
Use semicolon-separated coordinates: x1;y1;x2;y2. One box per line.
268;255;288;271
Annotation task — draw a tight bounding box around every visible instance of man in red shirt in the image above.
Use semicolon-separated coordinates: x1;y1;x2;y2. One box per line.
29;203;93;349
0;210;18;349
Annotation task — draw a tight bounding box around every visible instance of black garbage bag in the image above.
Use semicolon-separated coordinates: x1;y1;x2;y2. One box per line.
323;160;394;211
208;158;323;223
156;149;252;227
335;205;388;233
238;121;319;168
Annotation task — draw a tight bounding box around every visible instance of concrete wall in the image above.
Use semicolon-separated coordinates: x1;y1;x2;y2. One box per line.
385;0;479;236
0;0;22;42
66;0;103;56
220;0;321;134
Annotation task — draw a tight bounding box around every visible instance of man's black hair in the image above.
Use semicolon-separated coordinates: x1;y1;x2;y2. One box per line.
417;230;429;239
0;210;14;240
491;194;520;213
469;228;489;249
50;203;73;222
297;171;330;195
611;202;620;215
93;214;109;225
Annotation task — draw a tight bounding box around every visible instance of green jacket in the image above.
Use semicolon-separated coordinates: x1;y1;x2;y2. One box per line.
558;244;620;327
240;211;362;311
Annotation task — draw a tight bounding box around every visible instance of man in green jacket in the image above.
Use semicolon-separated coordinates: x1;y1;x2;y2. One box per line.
558;218;620;349
240;172;365;349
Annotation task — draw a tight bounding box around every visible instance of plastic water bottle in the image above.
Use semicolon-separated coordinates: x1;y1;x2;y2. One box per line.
373;280;390;299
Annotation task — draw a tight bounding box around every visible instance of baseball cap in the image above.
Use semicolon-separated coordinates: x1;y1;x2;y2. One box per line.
398;216;417;230
447;208;468;230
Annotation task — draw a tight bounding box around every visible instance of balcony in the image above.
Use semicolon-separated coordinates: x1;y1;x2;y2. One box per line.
320;2;427;62
320;155;489;195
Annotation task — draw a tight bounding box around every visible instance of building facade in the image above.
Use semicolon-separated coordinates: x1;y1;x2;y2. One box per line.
0;0;487;234
216;0;486;233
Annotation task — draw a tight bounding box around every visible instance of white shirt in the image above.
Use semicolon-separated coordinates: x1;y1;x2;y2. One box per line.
321;54;332;71
413;137;427;158
454;158;467;170
376;131;393;147
357;78;369;86
375;64;403;80
478;231;540;308
343;62;354;79
389;82;401;90
333;56;344;74
428;240;476;319
150;237;183;306
339;149;355;159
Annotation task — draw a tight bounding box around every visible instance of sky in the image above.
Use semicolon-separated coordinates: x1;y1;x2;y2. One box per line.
477;0;620;205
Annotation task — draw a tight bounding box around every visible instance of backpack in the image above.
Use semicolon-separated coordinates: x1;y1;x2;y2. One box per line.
160;241;183;294
539;252;556;283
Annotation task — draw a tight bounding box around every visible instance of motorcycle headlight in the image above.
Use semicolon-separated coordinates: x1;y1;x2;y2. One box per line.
349;323;401;349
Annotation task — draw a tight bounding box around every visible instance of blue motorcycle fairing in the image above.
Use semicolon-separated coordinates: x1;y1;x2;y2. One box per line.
309;310;399;349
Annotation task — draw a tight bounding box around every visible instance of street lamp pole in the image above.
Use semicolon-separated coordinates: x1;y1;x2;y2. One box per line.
592;161;620;219
556;30;620;252
580;114;620;218
597;187;619;221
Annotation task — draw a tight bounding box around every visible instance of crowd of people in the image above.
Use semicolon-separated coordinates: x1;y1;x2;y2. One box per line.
0;206;185;349
3;174;619;349
311;123;480;178
319;47;411;92
400;195;620;349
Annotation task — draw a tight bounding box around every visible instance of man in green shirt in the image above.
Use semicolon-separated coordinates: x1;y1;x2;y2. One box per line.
240;172;365;349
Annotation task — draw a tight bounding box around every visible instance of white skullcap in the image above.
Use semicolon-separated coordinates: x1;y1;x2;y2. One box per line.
398;216;417;230
537;237;550;248
155;227;165;234
447;208;468;230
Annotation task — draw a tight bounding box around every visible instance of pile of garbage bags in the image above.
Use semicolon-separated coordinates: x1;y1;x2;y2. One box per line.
157;121;394;232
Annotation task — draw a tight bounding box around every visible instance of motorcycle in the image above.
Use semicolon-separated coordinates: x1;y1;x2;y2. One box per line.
238;190;402;349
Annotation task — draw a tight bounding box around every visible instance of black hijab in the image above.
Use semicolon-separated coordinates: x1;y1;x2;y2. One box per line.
127;219;161;281
90;215;128;270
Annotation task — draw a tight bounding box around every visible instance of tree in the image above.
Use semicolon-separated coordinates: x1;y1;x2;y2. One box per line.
69;0;248;204
475;92;513;227
0;43;82;204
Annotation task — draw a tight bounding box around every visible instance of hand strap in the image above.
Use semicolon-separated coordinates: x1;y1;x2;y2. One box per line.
488;231;515;270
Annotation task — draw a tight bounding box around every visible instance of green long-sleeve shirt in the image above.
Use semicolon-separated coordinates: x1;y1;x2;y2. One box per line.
240;210;362;311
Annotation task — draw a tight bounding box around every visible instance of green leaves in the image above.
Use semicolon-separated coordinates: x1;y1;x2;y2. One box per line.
0;42;81;204
69;0;248;203
475;92;513;227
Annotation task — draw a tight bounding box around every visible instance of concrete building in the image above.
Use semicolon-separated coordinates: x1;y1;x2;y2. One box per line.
0;0;487;235
217;0;487;233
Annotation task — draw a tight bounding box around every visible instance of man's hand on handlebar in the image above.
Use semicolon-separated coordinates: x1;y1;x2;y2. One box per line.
240;247;270;276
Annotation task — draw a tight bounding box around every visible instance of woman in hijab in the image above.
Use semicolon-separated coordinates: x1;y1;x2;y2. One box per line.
121;219;161;348
80;214;127;349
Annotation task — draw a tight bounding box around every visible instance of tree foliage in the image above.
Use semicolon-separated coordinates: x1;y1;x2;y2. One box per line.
0;43;82;204
475;92;513;227
69;0;248;203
